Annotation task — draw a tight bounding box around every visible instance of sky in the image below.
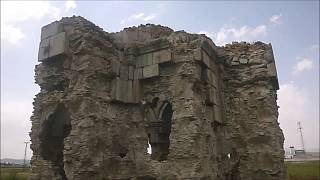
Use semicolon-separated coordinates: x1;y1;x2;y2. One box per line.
1;1;319;160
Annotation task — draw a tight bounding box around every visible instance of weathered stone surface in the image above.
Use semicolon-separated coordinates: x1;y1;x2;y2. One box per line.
49;32;66;57
157;49;171;63
38;32;66;61
120;65;129;80
111;59;120;75
41;21;63;40
128;66;134;80
142;64;159;78
134;67;143;79
38;38;50;61
30;16;285;180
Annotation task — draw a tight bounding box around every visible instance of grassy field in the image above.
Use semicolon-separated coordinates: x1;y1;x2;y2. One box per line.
0;167;30;180
286;160;320;180
0;161;319;180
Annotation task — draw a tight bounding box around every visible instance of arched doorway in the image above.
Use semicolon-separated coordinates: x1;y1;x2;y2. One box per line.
39;104;71;180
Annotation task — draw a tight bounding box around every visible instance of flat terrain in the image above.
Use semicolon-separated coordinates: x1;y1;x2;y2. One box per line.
0;161;319;180
0;167;30;180
286;160;320;180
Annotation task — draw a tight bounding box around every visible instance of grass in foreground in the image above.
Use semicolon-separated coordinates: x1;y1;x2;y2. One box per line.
0;167;30;180
0;161;319;180
286;160;320;180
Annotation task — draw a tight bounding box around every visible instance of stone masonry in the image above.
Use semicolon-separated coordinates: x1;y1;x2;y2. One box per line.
30;16;285;180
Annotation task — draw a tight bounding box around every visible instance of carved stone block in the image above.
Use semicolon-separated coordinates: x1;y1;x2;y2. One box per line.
143;64;159;79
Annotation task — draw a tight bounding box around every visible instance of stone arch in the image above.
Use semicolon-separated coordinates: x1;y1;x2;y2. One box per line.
147;100;173;161
39;103;71;180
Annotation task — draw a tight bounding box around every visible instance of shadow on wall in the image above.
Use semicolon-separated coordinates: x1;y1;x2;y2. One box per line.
39;104;71;180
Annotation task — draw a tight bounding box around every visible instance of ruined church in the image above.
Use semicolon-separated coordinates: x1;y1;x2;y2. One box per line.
30;16;285;180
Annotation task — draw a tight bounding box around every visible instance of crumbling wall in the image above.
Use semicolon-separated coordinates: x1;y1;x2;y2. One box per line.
222;42;285;179
30;16;285;180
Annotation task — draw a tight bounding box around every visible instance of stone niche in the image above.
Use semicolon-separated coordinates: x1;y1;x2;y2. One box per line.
30;16;285;180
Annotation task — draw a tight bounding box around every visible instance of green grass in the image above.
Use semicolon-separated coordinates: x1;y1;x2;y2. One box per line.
286;160;320;180
0;167;30;180
0;161;319;180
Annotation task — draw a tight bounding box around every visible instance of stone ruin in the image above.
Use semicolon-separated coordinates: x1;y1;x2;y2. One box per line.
30;16;286;180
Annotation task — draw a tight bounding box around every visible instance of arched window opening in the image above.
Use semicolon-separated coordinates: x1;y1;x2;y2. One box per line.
147;101;173;161
39;104;71;180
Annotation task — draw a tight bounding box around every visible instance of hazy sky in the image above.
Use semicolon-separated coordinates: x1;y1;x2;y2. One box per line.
1;1;319;159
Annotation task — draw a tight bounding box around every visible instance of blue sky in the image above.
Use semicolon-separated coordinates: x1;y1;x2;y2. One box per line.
1;1;319;159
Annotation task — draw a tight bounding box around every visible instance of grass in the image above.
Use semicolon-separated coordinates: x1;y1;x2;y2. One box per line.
0;161;319;180
0;167;30;180
286;160;320;180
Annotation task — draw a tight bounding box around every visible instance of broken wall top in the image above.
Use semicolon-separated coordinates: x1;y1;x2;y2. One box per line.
37;16;279;91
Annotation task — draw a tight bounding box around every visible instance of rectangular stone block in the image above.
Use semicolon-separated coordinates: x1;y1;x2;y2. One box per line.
206;90;213;105
159;49;172;63
127;80;133;103
133;80;141;103
143;64;159;79
120;66;128;80
214;105;222;123
120;80;128;102
38;38;50;61
41;22;62;40
128;66;134;80
140;54;147;67
152;51;160;64
134;68;143;79
153;49;171;64
38;32;66;61
138;39;170;54
111;78;119;100
135;53;153;67
212;87;220;105
48;32;66;58
135;55;144;67
111;60;120;76
111;78;128;102
146;53;153;66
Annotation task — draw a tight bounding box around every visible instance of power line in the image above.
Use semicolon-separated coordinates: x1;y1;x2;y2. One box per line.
23;141;29;167
297;121;305;151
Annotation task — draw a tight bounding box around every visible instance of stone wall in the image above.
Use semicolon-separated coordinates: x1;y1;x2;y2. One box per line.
222;42;285;179
30;16;285;180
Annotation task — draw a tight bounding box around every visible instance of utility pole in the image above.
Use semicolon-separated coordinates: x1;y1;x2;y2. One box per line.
24;141;29;167
297;122;305;151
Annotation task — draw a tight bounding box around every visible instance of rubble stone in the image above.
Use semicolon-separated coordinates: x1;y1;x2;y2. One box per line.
30;16;285;180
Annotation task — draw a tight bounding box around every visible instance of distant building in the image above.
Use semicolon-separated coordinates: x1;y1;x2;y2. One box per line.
295;149;306;155
289;146;296;156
